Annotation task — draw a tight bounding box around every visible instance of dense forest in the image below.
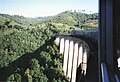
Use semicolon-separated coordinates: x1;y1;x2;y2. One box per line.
0;10;98;82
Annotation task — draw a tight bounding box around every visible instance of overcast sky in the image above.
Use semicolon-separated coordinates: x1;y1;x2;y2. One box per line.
0;0;98;17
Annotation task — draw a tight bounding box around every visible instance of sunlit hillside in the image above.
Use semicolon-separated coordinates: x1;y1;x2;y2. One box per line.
0;11;98;81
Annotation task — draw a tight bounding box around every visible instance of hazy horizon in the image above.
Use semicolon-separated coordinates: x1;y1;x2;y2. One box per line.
0;0;98;18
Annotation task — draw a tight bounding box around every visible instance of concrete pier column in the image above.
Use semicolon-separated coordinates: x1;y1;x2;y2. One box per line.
67;40;74;79
77;44;83;67
63;39;70;75
117;58;120;70
55;37;60;45
82;48;88;75
71;42;79;82
60;38;65;54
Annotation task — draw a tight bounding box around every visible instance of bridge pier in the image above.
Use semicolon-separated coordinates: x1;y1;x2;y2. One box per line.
71;42;79;82
63;39;70;75
67;41;74;79
55;36;90;82
77;44;83;67
60;38;65;55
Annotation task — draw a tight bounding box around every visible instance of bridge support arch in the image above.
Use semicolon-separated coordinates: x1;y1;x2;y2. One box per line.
55;35;95;82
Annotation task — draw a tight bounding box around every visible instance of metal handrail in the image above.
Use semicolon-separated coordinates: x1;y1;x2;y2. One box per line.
115;74;119;82
101;63;110;82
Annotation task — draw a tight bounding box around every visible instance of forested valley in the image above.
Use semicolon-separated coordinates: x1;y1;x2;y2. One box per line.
0;10;98;82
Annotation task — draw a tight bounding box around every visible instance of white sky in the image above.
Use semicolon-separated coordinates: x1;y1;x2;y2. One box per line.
0;0;98;17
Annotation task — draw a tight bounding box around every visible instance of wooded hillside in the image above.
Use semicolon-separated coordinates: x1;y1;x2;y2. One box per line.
0;11;98;82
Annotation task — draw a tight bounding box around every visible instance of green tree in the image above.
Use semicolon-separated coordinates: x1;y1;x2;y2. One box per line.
24;68;33;82
29;58;48;82
7;73;21;82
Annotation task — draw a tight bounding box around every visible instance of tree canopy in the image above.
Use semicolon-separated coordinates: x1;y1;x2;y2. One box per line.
0;10;98;81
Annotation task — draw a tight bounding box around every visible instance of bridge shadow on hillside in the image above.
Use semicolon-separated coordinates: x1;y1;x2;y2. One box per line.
0;37;56;81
